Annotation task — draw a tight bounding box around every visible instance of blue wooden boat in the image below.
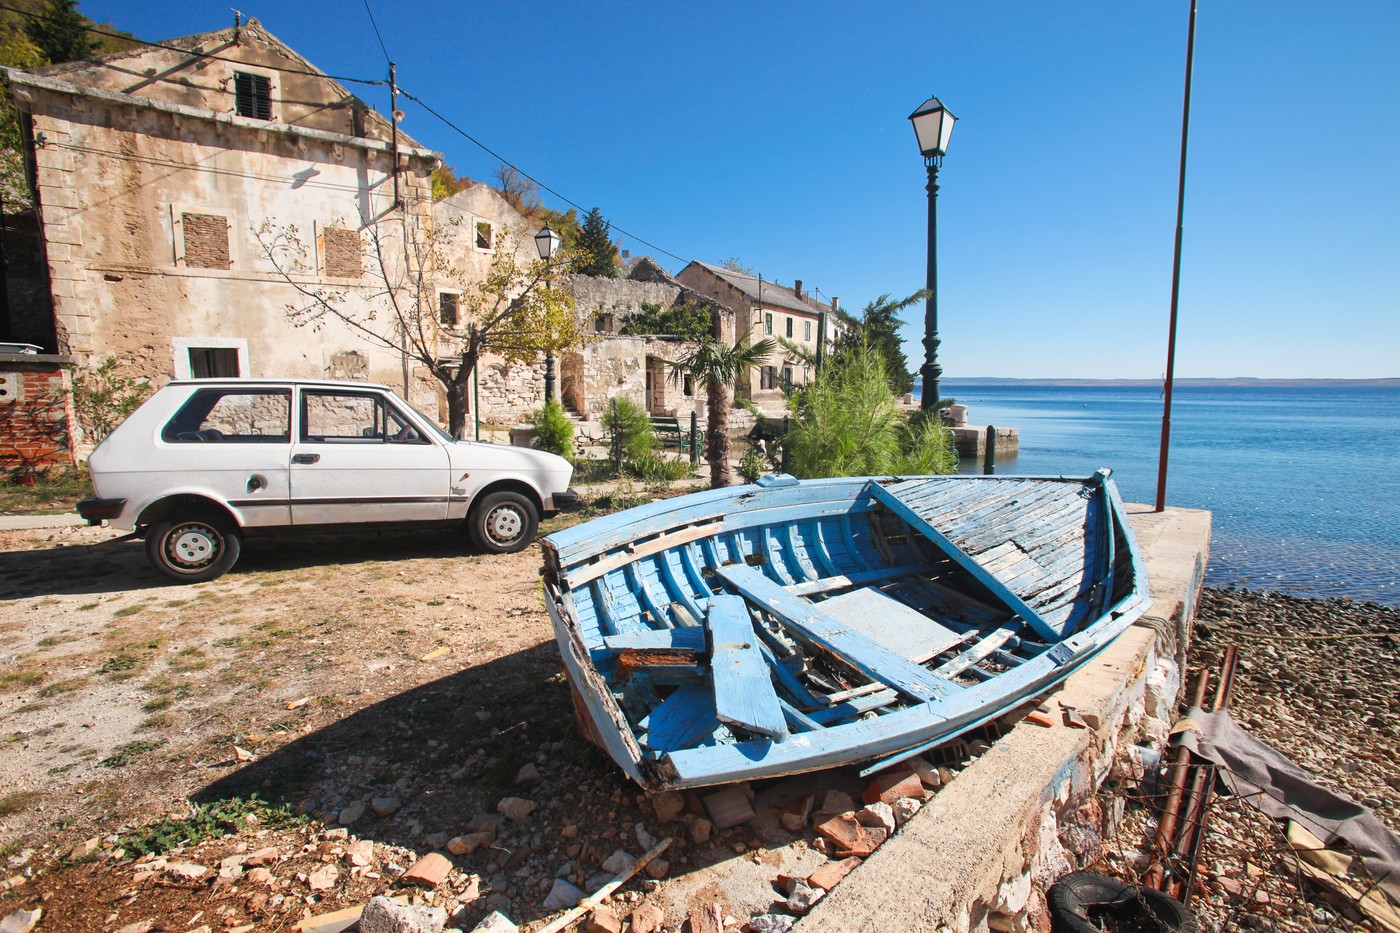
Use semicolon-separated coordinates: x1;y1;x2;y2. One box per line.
540;471;1150;791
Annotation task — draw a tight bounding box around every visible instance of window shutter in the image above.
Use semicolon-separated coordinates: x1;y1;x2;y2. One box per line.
234;72;272;120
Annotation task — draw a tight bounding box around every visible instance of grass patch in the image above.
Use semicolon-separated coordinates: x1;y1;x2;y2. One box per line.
142;694;172;712
0;467;92;515
97;654;140;677
113;604;146;618
137;712;171;731
0;661;45;692
37;676;88;698
78;602;99;611
120;795;301;857
164;599;189;609
100;739;164;768
169;647;210;672
0;790;39;817
37;634;73;648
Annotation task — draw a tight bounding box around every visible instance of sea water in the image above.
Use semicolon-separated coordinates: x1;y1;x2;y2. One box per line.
933;383;1400;607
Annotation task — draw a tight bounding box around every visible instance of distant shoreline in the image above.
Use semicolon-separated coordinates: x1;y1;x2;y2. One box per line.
933;377;1399;388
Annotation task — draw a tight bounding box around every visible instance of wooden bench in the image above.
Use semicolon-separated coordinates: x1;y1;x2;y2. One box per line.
650;416;702;454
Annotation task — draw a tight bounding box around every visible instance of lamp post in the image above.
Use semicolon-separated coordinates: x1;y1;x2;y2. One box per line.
534;224;562;402
908;95;956;411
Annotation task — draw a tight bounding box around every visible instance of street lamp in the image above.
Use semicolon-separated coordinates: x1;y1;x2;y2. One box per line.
908;95;956;411
535;225;562;402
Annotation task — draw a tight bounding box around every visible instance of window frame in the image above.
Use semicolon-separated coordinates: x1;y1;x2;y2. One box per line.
299;389;431;445
473;219;494;253
172;336;248;379
170;204;236;271
232;68;275;121
438;290;462;327
161;387;290;444
764;312;773;336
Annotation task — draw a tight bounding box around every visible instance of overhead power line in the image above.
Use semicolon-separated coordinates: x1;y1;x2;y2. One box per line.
398;88;689;266
360;0;391;66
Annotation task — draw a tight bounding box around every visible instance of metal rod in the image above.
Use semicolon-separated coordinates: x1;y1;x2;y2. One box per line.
1146;667;1211;890
389;62;400;210
983;425;997;475
1155;0;1198;513
1175;646;1240;904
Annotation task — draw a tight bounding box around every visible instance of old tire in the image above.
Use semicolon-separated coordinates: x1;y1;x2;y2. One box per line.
146;514;242;583
468;491;538;554
1049;871;1198;933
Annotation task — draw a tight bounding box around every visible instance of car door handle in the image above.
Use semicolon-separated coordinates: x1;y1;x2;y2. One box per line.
292;453;320;465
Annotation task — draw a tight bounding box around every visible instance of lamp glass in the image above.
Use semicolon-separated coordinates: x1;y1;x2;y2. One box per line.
909;96;957;157
535;225;561;261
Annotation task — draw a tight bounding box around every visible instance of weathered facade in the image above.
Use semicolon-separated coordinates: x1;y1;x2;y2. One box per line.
4;19;443;414
676;261;840;411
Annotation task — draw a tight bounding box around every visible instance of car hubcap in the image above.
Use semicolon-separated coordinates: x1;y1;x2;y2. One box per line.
167;524;219;569
485;505;523;545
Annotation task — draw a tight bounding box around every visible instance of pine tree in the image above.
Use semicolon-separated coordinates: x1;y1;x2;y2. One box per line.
25;0;95;65
572;207;619;278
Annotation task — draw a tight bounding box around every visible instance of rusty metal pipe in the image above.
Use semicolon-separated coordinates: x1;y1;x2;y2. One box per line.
1174;646;1241;904
1146;668;1212;890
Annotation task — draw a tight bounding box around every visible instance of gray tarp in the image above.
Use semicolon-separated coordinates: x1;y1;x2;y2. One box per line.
1178;707;1400;907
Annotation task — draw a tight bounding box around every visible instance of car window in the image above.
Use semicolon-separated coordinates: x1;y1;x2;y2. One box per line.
162;389;291;443
301;391;429;444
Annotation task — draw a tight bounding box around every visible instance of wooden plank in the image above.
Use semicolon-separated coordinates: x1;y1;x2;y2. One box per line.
706;595;789;740
785;563;936;598
869;482;1062;641
642;682;720;753
715;564;961;702
818;586;963;663
603;628;707;652
931;622;1023;678
562;520;724;587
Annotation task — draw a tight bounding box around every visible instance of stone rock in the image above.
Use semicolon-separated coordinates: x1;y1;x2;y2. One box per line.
785;881;824;914
541;878;584;911
688;904;724;933
0;909;42;933
359;895;449;933
688;817;714;844
166;862;209;882
497;797;537;823
346;839;375;866
601;848;636;875
584;904;623;933
702;785;756;830
745;914;795;933
636;824;658;852
856;802;896;834
112;921;152;933
421;831;449;851
245;867;273;885
243;846;281;866
338;802;366;825
630;902;665;933
401;852;453;888
650;791;685;822
892;796;923;827
307;863;339;890
820;790;855;813
644;857;670;880
469;911;518;933
67;838;99;860
371;796;402;817
516;763;542;783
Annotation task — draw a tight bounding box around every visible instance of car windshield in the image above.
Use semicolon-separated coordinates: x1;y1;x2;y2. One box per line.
394;395;455;443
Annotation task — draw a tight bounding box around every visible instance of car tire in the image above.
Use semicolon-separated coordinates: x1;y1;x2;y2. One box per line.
146;514;242;583
468;491;539;554
1048;871;1198;933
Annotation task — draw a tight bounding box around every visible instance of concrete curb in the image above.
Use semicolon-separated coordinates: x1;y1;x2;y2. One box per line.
0;513;87;530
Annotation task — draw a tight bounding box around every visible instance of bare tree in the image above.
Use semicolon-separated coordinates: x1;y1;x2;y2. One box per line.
256;201;590;438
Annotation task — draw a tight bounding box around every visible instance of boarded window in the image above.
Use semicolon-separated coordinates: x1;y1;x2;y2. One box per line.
322;227;362;278
234;71;272;120
182;212;230;270
439;292;460;326
475;221;493;251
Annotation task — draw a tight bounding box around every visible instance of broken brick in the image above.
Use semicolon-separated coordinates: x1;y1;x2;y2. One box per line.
807;856;861;891
400;852;453;888
862;769;925;805
814;813;888;857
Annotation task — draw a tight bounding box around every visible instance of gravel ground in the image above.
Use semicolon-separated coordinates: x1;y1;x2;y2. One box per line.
1139;587;1400;932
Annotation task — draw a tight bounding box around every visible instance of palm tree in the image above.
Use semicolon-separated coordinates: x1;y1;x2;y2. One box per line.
669;335;777;488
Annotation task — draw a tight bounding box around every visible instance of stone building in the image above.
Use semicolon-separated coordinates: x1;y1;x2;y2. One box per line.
676;261;840;412
3;18;443;416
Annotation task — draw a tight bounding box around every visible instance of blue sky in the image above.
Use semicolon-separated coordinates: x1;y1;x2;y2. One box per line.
78;1;1399;379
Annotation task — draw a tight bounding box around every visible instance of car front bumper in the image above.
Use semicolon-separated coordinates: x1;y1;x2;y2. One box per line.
546;487;581;514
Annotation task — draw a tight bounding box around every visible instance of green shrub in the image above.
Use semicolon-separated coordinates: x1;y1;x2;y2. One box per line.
632;450;694;486
786;345;955;479
528;399;574;459
603;398;654;464
737;444;767;484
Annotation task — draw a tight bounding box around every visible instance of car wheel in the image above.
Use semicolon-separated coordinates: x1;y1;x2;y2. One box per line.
468;491;539;554
146;515;242;583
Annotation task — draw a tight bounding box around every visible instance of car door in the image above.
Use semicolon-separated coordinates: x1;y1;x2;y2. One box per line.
290;387;450;526
158;387;293;528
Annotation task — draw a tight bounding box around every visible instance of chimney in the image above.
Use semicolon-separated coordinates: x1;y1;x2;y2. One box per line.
832;297;840;312
793;279;803;301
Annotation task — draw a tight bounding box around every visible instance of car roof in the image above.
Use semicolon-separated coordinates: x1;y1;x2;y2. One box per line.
164;379;394;391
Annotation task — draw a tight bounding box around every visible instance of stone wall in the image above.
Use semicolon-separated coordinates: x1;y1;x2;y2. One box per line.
0;354;78;471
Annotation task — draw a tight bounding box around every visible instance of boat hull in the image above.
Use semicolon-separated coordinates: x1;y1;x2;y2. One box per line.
541;472;1150;791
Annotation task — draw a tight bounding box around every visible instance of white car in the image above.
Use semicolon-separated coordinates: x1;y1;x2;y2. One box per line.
78;379;577;582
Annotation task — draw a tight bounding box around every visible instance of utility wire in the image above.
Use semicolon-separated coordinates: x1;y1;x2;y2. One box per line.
360;0;391;66
0;2;387;86
398;87;689;266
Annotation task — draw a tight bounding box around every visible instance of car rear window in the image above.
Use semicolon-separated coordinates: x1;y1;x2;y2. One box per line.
162;389;292;443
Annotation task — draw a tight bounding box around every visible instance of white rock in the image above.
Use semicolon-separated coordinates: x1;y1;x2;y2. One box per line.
0;909;42;933
600;848;636;875
469;911;519;933
892;796;923;827
541;878;584;911
359;895;448;933
496;797;537;823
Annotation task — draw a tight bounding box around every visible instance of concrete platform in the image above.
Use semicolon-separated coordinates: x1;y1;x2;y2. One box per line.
795;503;1211;932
